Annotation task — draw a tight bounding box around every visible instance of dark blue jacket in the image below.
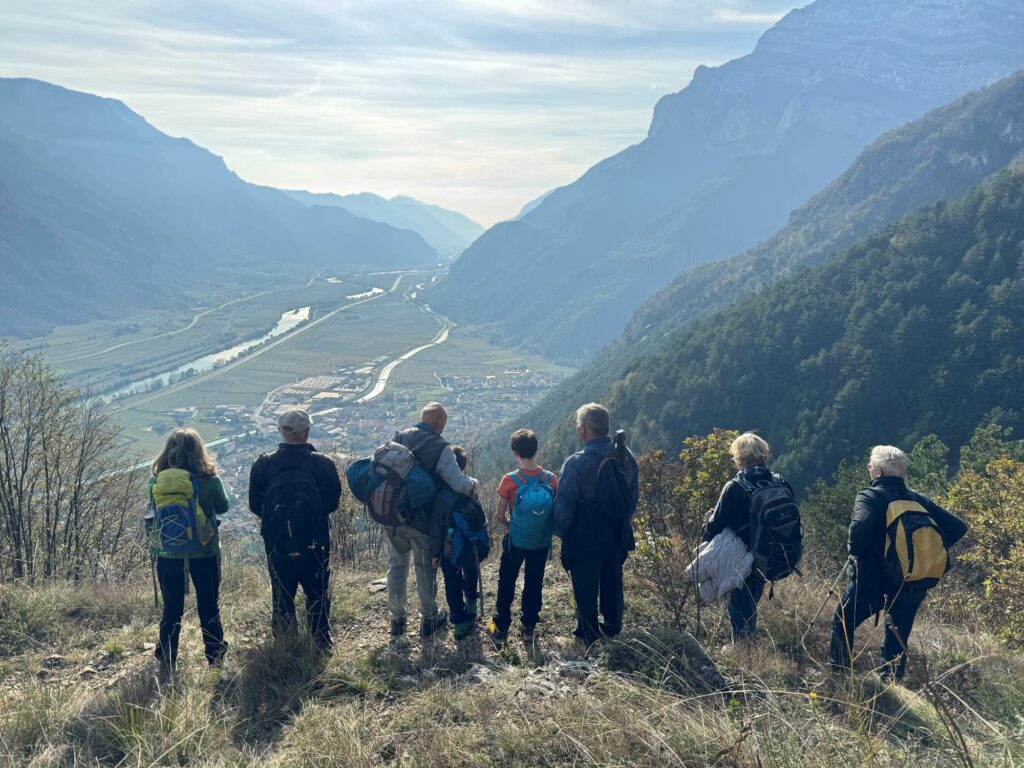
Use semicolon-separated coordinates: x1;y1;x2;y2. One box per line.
553;436;639;563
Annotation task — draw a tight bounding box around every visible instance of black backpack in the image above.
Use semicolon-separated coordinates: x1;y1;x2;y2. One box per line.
735;472;803;583
260;456;324;558
587;431;632;526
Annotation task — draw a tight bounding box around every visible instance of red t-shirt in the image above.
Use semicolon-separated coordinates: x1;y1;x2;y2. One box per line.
497;466;558;506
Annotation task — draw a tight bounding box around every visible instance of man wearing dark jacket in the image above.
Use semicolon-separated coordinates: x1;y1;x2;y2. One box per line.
704;432;793;644
249;409;341;649
554;403;639;645
828;445;968;681
387;402;479;639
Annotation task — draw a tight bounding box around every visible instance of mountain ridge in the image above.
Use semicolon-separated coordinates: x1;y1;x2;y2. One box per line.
429;0;1024;362
283;189;483;258
0;78;436;336
485;69;1024;480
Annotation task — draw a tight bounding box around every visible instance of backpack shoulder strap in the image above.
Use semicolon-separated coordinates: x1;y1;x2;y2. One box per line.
587;456;616;502
733;472;755;494
509;470;527;489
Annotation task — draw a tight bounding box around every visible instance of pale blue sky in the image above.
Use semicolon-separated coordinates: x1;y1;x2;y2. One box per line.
0;1;797;225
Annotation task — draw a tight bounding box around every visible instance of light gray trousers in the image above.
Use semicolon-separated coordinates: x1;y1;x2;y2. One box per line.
386;524;438;621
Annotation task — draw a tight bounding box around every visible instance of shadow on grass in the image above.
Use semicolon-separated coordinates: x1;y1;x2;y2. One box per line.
221;635;333;748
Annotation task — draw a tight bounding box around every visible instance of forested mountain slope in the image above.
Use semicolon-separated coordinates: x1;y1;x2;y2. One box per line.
430;0;1024;362
499;70;1024;475
0;79;436;336
609;170;1024;491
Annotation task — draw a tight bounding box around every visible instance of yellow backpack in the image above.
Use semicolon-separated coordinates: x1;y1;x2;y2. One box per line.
878;487;949;588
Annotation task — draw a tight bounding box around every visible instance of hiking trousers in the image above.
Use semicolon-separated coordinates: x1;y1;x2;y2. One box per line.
828;577;927;680
439;558;479;625
728;574;765;642
568;552;624;644
268;542;333;646
156;555;226;665
493;536;548;631
386;524;438;621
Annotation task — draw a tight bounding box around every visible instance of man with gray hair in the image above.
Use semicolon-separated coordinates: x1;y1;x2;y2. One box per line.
387;402;479;639
828;445;967;681
554;403;639;644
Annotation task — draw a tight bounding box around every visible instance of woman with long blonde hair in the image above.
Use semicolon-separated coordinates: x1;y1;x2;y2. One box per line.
148;428;230;675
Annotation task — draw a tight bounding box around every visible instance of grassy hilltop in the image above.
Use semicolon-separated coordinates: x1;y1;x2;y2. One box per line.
2;523;1023;766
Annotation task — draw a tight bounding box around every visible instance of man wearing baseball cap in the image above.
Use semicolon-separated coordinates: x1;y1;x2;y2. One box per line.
249;408;342;650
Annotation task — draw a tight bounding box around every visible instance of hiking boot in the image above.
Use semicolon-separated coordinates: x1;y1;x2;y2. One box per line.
420;612;449;638
156;657;177;686
390;618;408;638
209;641;229;668
485;617;508;645
465;598;478;621
453;619;475;641
598;623;620;640
521;624;536;642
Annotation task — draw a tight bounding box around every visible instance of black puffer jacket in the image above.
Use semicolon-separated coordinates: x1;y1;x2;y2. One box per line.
703;466;794;548
849;475;967;596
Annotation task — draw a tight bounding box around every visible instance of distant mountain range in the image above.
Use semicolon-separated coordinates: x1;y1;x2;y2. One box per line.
428;0;1024;362
283;189;483;258
0;78;438;336
500;69;1024;475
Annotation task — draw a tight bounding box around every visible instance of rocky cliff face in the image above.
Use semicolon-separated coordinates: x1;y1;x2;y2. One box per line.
431;0;1024;362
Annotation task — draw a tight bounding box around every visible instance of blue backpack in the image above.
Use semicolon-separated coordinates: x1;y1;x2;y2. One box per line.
509;470;555;550
149;469;207;556
345;457;436;525
441;490;491;569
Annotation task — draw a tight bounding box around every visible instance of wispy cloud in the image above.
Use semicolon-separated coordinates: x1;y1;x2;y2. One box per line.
712;8;788;25
0;1;796;225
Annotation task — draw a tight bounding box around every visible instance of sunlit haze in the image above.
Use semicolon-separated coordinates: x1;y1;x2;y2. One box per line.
0;0;794;225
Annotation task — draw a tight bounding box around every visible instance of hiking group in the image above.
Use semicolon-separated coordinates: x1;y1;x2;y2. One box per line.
146;402;966;684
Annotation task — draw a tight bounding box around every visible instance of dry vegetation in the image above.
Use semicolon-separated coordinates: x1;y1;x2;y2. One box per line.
1;543;1022;767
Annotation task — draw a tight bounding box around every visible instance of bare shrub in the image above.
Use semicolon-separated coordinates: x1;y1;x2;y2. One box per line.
0;348;145;583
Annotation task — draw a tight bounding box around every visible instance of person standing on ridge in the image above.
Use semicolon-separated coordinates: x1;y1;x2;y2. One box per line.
249;409;341;651
148;428;231;677
703;432;798;647
487;428;558;644
828;445;967;681
388;402;479;639
554;403;639;645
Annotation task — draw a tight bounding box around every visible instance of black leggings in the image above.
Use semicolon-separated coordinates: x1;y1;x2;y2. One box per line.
156;555;226;665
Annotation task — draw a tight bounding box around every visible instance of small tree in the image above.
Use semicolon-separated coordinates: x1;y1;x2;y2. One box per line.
630;429;738;632
0;348;145;583
942;457;1024;645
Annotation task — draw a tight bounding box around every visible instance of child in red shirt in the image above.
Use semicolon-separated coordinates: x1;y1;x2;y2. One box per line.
486;429;558;643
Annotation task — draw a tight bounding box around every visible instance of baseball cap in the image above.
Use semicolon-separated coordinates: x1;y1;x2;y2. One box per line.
278;409;312;434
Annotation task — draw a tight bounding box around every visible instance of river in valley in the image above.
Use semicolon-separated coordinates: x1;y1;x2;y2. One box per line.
107;306;311;399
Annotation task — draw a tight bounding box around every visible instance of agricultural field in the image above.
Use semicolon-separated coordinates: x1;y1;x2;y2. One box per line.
12;268;573;460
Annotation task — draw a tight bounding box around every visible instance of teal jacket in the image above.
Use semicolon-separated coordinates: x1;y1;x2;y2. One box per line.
147;473;230;559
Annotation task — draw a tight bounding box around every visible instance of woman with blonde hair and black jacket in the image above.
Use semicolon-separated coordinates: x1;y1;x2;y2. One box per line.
148;428;230;675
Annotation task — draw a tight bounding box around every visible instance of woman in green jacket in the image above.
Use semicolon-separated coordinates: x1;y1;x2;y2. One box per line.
148;428;230;673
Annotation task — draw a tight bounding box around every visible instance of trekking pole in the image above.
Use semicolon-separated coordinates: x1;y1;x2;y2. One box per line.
473;540;485;620
150;552;160;609
693;538;703;640
799;557;851;648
